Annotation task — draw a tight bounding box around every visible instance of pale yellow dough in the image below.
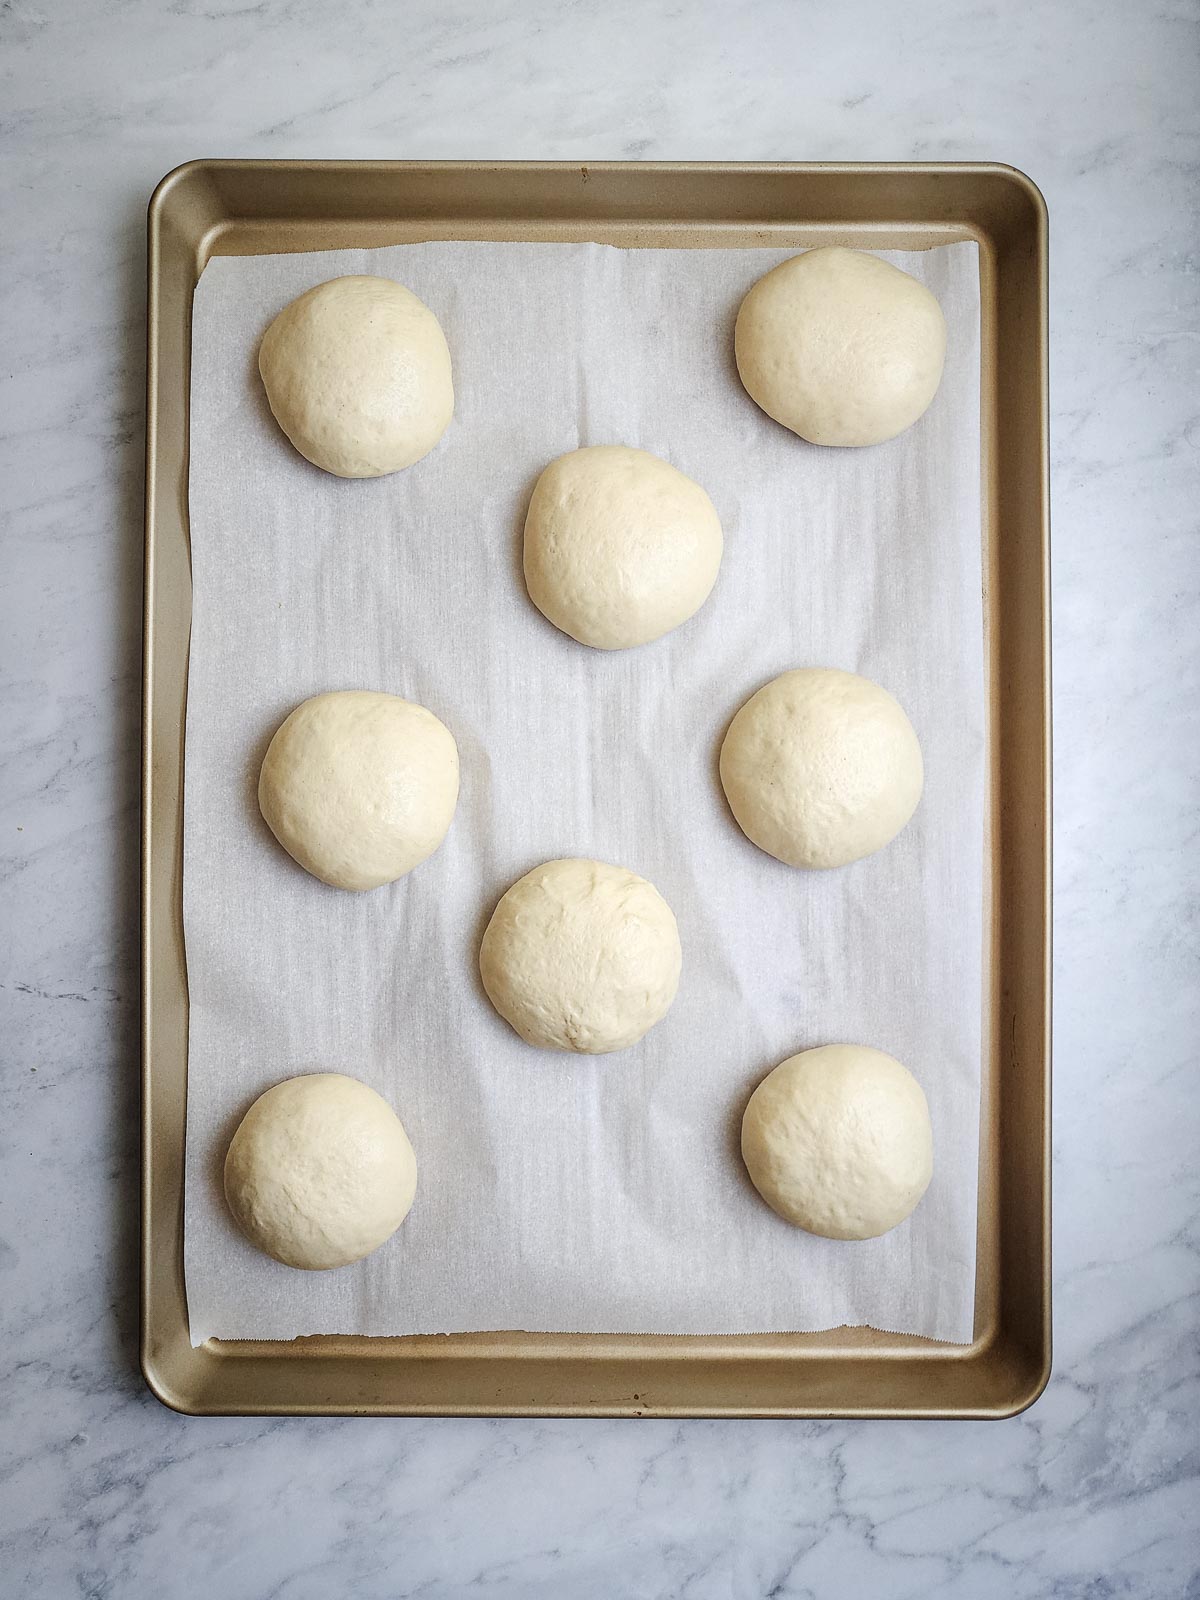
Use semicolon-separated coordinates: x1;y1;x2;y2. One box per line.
479;857;682;1054
258;275;453;477
735;247;946;447
258;690;459;891
741;1045;933;1240
224;1073;418;1269
523;445;723;649
719;667;923;869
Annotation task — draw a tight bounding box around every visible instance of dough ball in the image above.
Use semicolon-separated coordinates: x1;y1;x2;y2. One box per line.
224;1073;418;1269
523;445;723;649
734;247;946;446
741;1045;933;1239
719;667;923;869
258;275;453;477
259;690;459;891
479;857;682;1053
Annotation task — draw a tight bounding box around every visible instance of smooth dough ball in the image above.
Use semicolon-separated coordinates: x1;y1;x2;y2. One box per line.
741;1045;933;1239
734;247;947;446
224;1073;418;1269
259;690;459;891
523;445;723;649
258;275;454;477
479;857;682;1053
719;667;923;869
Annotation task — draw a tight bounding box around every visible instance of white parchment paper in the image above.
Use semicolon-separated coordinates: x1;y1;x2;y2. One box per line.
183;239;983;1345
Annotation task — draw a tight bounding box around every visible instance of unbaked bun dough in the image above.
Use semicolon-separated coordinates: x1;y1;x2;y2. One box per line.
259;690;459;891
719;667;923;869
479;857;682;1053
741;1045;933;1239
224;1073;418;1269
735;247;946;446
258;275;453;477
523;446;723;649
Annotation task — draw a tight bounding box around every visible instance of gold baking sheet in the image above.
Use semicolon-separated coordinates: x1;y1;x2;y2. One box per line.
142;161;1050;1417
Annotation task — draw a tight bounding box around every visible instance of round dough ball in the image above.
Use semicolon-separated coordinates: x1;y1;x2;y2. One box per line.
479;857;682;1053
523;445;723;649
258;275;453;477
741;1045;933;1239
719;667;923;869
224;1073;418;1269
259;690;459;891
734;247;947;446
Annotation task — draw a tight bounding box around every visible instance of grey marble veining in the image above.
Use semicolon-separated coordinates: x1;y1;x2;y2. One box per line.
1;1;1197;1595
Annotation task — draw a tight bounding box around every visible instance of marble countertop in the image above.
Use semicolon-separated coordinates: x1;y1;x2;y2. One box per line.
3;1;1197;1594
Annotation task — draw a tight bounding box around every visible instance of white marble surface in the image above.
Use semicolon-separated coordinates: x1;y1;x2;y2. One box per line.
1;0;1197;1594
